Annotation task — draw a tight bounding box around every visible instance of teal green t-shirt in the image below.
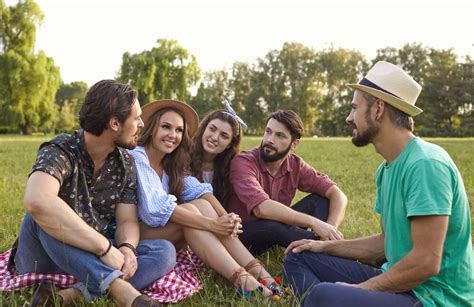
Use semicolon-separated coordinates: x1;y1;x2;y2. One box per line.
375;137;473;307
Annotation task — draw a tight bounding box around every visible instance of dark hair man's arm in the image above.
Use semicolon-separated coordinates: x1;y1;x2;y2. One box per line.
24;171;124;270
115;203;140;279
325;185;348;227
254;199;343;241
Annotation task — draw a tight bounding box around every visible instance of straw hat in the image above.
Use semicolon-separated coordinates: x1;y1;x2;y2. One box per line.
141;99;199;136
348;61;423;116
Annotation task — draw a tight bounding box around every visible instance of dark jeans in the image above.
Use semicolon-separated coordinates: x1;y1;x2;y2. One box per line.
14;213;177;301
284;252;422;307
239;194;329;255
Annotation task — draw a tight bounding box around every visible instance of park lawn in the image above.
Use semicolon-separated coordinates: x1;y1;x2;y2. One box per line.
0;135;473;306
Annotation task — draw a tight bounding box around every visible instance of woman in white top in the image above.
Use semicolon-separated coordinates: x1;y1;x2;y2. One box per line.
190;104;244;206
129;99;281;301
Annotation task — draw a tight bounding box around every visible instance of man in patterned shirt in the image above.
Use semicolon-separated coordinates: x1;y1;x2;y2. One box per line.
11;80;176;306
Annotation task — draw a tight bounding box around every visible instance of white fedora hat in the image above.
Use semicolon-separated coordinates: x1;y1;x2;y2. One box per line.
348;61;423;116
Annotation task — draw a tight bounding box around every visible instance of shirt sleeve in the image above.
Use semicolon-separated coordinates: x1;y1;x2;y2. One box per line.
129;149;177;227
120;150;138;205
404;159;453;217
296;158;335;195
181;175;213;203
30;144;71;186
229;154;270;215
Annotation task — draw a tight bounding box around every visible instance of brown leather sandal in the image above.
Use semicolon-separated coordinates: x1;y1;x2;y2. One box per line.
229;267;280;302
244;258;291;297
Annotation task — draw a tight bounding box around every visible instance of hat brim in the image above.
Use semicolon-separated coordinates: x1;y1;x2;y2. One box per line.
347;84;423;117
141;99;199;136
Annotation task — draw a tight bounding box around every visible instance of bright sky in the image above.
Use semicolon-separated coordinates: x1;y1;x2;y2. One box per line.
6;0;473;86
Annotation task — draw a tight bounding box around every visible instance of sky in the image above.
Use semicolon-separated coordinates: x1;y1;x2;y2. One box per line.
5;0;473;86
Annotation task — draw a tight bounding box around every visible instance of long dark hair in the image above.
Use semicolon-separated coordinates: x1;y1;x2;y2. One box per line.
138;108;192;202
191;110;242;205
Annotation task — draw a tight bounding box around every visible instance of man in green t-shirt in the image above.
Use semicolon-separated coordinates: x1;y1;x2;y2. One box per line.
284;61;473;307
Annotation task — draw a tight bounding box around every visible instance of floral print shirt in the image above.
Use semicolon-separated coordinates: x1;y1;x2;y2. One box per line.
30;130;138;235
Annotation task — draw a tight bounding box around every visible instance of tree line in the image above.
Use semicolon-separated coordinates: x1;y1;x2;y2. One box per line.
1;0;472;136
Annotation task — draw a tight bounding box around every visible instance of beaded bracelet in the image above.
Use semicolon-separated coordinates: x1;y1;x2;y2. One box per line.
97;239;112;258
118;242;138;256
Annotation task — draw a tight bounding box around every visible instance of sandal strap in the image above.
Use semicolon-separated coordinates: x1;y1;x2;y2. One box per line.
229;267;247;285
244;258;264;271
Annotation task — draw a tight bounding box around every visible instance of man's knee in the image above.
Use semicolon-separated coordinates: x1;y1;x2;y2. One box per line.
284;251;301;269
298;194;330;209
284;251;324;279
139;239;176;269
249;220;293;235
20;212;39;233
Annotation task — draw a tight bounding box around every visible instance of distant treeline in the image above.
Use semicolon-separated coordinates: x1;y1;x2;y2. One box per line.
1;1;473;136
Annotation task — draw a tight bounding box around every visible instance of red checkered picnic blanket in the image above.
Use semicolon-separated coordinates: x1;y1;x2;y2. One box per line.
0;248;205;303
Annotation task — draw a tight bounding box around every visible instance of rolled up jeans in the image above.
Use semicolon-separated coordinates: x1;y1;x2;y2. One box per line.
14;213;176;301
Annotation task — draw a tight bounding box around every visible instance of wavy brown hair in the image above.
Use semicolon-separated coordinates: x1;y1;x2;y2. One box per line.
138;108;192;203
191;110;242;206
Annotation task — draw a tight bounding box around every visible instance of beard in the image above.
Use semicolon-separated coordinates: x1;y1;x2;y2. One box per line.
260;141;292;162
115;138;137;150
351;115;379;147
115;130;139;150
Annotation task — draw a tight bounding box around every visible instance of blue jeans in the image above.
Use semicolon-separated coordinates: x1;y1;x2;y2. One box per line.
14;213;176;301
240;194;329;255
284;252;422;307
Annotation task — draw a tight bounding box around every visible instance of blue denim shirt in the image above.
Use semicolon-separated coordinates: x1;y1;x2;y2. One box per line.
128;146;213;227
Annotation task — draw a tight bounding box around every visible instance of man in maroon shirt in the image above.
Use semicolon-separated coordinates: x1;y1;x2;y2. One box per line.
228;110;347;254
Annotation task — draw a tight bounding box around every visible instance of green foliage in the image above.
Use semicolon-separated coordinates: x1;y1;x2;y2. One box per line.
316;47;368;136
118;38;200;105
55;81;88;133
0;136;472;306
190;42;473;137
0;0;61;135
191;44;369;136
188;69;230;118
374;43;474;137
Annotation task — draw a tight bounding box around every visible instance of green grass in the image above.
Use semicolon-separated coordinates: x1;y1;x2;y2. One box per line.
1;136;473;306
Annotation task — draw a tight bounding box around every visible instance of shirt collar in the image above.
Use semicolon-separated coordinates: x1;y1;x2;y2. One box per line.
77;129;119;167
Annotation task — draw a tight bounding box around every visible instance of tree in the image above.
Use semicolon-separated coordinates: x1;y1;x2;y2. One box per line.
55;81;88;132
230;62;266;135
118;39;200;105
317;47;368;136
458;57;474;136
373;43;470;136
0;0;61;134
188;69;230;118
277;42;320;134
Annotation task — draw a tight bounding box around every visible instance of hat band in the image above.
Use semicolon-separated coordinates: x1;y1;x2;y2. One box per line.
359;78;401;99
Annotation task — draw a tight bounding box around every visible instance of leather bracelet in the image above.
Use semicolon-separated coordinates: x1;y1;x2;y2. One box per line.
97;239;112;258
118;242;138;256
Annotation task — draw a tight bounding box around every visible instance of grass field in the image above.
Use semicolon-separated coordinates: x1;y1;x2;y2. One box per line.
0;135;473;306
